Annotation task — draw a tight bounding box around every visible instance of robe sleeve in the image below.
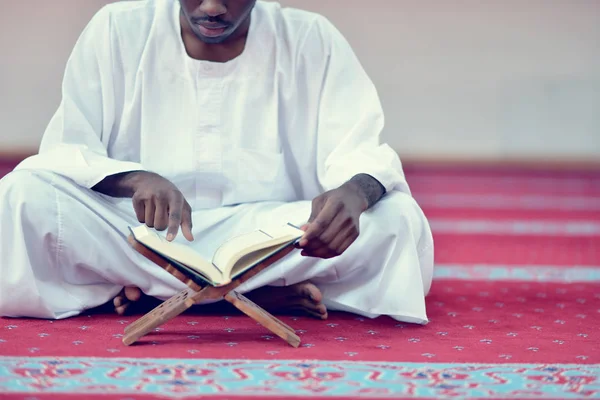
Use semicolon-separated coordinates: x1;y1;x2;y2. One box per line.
308;16;411;196
15;6;145;189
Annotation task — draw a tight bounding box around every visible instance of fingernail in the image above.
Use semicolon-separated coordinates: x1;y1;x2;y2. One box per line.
167;234;173;241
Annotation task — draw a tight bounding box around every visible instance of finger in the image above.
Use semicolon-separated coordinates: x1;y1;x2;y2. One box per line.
300;239;332;257
144;200;156;228
154;198;169;231
307;197;324;224
298;221;325;248
166;194;184;241
303;224;355;258
301;246;337;259
336;234;358;255
181;201;194;242
132;196;145;223
319;211;352;245
299;200;341;247
328;222;358;252
294;224;310;248
300;230;326;248
298;198;326;247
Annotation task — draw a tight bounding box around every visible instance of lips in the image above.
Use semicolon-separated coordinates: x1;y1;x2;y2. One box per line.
197;22;228;30
195;22;229;37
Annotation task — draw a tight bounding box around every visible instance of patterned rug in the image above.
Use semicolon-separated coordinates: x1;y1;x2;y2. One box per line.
0;159;599;399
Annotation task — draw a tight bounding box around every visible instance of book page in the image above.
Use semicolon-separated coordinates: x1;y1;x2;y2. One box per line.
212;230;273;270
212;224;303;274
229;242;292;279
130;225;222;283
261;224;305;239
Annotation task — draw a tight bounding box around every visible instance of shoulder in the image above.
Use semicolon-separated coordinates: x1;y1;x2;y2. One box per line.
256;1;348;57
81;0;164;48
74;0;176;70
93;0;159;26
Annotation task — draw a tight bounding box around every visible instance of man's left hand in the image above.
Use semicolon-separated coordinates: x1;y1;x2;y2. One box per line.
297;182;369;259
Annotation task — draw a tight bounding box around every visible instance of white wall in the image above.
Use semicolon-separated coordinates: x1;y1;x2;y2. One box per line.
1;0;599;161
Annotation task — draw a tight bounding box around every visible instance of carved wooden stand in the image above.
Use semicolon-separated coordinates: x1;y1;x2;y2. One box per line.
121;235;301;348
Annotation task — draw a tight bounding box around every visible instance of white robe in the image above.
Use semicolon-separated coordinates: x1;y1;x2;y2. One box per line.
0;0;434;324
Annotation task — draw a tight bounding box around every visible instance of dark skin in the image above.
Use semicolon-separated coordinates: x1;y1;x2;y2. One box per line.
93;171;194;242
93;0;387;317
93;171;385;253
179;0;256;61
94;0;258;241
297;175;385;259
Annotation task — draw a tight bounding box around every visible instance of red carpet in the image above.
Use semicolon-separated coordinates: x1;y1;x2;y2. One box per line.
1;159;599;399
1;280;597;364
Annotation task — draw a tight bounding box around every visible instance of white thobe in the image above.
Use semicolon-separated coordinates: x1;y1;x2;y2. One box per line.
0;0;434;324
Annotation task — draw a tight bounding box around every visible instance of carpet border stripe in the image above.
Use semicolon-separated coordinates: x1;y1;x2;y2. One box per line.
1;356;598;399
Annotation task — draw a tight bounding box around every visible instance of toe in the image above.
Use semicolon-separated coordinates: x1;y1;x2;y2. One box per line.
295;282;323;303
305;308;328;320
124;287;142;302
113;295;125;308
298;297;319;311
316;303;328;316
298;298;327;315
115;303;130;315
289;304;328;320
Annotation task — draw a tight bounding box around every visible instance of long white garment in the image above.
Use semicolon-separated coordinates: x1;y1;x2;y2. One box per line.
0;0;434;323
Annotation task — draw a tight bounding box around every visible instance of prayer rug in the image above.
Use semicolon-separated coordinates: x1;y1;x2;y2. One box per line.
1;159;599;399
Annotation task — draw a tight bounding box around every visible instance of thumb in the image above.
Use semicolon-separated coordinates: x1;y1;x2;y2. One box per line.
298;197;324;245
294;223;309;248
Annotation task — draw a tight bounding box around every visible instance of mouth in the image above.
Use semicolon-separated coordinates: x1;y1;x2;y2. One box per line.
195;22;230;37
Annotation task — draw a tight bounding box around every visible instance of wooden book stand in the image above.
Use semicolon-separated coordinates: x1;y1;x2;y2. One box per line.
121;235;301;348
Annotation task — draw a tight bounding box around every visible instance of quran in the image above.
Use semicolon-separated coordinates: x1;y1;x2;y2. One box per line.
128;223;304;287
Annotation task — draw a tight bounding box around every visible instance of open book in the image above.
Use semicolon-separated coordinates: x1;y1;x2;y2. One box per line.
128;223;304;287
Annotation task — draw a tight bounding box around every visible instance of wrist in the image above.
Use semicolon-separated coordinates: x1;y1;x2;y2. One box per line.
116;170;151;194
342;180;369;212
93;170;151;198
347;174;386;210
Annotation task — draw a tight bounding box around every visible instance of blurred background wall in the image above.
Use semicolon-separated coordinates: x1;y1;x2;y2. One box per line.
1;0;599;162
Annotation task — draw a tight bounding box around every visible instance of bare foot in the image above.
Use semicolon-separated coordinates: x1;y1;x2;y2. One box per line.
245;281;328;320
113;286;144;315
111;282;327;320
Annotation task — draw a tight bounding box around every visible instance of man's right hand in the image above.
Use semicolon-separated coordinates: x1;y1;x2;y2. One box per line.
93;171;193;242
131;173;193;242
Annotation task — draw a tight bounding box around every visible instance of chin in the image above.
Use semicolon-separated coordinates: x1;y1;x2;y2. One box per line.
197;35;228;44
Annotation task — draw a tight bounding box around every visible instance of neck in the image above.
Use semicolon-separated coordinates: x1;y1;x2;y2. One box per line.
180;13;251;63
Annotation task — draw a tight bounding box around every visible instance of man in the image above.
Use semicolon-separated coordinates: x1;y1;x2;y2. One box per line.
0;0;434;324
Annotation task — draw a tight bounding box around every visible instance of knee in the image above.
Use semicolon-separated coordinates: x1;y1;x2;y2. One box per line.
362;192;430;240
358;191;435;293
364;192;427;233
0;170;55;211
